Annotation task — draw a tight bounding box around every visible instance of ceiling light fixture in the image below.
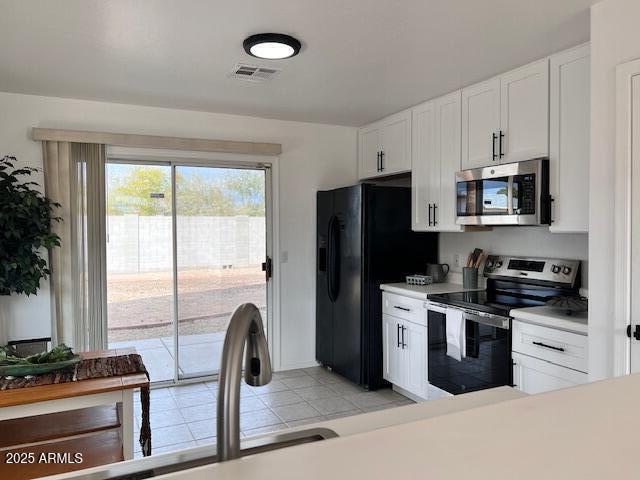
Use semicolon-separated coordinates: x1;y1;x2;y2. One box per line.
243;33;301;60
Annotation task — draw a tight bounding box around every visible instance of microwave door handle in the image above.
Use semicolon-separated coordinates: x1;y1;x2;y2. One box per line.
507;176;514;215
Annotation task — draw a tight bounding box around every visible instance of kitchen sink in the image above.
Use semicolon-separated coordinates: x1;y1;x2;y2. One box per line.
69;428;339;479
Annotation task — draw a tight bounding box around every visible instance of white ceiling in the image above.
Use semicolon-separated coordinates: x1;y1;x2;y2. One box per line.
0;0;596;126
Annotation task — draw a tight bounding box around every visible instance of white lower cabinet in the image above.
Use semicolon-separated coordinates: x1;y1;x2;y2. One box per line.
511;319;588;395
382;314;403;386
382;292;428;400
512;352;587;395
382;314;428;400
402;320;427;397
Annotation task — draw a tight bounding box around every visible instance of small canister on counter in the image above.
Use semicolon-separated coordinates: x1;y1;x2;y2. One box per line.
462;267;478;289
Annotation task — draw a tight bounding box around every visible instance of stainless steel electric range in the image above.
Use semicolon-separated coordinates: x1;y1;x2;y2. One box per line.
426;255;581;395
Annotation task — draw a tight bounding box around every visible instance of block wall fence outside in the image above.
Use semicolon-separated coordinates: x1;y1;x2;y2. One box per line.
106;215;266;273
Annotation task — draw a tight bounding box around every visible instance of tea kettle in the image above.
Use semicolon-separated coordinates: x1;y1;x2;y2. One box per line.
426;263;450;283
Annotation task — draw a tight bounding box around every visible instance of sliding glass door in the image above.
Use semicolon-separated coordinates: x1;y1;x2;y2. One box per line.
174;166;268;378
106;161;270;383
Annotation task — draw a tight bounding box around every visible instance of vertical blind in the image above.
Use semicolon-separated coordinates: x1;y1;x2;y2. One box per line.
43;141;107;351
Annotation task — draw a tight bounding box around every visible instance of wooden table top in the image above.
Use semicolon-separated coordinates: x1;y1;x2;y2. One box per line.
0;348;149;408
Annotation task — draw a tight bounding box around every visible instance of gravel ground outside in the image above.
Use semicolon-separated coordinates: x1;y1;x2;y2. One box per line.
107;267;266;342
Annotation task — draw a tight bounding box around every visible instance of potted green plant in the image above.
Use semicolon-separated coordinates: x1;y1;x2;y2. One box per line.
0;155;61;296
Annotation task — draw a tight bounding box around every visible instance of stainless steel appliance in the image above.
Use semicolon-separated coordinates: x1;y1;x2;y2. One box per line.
426;255;581;395
455;158;550;226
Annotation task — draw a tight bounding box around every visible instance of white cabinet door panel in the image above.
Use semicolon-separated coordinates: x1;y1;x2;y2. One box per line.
403;320;427;399
382;314;402;385
435;91;462;231
358;124;381;180
512;352;587;395
499;59;549;163
462;77;501;169
411;101;436;231
549;44;590;233
380;110;412;175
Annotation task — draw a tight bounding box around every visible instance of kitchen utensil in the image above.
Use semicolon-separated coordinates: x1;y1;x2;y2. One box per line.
474;253;486;269
426;263;450;283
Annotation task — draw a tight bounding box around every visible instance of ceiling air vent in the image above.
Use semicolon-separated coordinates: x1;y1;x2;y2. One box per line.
229;63;281;83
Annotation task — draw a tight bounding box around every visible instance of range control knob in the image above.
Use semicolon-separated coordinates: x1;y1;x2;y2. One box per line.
551;264;561;274
562;266;572;275
495;260;503;268
486;258;494;269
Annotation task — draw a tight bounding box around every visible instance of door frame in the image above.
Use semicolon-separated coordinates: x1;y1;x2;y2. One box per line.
105;146;281;383
613;58;640;376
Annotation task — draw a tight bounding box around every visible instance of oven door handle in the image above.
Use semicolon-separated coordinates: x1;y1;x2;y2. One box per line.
426;301;448;314
463;311;510;330
507;176;514;216
427;302;510;330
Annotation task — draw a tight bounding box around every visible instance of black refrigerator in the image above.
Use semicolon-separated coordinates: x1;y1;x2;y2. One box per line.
316;184;438;390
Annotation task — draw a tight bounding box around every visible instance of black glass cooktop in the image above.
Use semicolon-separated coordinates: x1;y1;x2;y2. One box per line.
428;286;559;317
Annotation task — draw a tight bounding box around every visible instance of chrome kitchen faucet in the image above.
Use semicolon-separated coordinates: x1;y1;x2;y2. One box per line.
216;303;272;461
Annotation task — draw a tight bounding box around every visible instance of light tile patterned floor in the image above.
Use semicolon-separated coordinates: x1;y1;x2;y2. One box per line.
110;332;227;382
133;366;413;457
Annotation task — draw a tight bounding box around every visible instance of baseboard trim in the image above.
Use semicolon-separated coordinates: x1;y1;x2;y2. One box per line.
277;360;320;372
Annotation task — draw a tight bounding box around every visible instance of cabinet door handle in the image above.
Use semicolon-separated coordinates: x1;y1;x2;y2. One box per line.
532;341;565;352
397;323;401;348
550;195;555;224
380;150;385;171
376;151;381;172
499;130;505;158
393;305;411;312
433;204;438;226
428;203;432;226
492;133;498;161
401;325;406;349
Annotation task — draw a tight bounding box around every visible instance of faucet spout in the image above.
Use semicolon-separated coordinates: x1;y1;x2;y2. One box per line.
217;303;272;461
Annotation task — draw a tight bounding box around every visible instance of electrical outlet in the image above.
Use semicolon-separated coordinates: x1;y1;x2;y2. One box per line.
454;254;462;269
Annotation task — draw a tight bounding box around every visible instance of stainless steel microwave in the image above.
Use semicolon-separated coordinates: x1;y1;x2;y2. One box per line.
455;158;550;226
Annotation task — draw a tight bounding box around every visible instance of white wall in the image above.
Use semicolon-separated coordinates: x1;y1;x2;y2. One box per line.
589;0;640;380
0;91;357;369
439;228;589;289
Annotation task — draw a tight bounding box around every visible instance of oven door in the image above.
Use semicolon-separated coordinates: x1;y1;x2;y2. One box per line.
427;308;512;395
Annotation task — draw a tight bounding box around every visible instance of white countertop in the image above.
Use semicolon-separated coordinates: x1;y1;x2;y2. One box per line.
511;305;588;335
380;282;479;300
156;374;640;480
47;387;524;480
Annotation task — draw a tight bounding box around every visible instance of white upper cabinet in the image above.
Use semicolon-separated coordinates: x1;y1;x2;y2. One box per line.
358;123;382;180
461;60;549;169
411;100;437;231
412;91;462;232
358;110;411;180
500;59;549;163
549;44;590;233
461;78;501;169
435;92;463;231
380;111;412;174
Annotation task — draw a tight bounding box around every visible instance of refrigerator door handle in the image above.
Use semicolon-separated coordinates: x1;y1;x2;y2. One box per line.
327;215;341;302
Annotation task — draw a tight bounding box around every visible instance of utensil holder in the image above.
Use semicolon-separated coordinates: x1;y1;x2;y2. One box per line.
462;267;478;289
